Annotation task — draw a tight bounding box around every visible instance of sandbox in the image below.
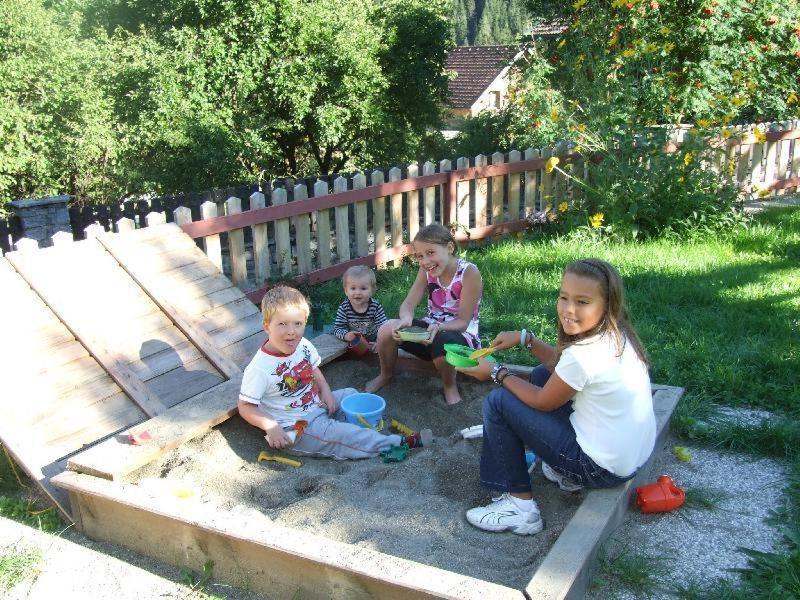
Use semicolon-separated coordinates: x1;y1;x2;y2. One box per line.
0;223;682;599
53;357;681;599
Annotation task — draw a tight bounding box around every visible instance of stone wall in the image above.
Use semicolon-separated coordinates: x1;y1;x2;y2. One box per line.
10;195;72;247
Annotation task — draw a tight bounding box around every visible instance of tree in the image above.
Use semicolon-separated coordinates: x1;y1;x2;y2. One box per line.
90;0;451;198
525;0;800;127
0;0;117;207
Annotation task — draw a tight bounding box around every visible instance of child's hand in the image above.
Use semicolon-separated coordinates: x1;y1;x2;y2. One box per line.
264;422;293;448
390;317;413;342
455;358;494;381
419;322;440;345
491;331;521;350
344;331;357;342
320;392;338;415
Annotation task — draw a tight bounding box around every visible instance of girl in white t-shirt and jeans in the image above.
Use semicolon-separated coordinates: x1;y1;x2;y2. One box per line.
457;259;656;535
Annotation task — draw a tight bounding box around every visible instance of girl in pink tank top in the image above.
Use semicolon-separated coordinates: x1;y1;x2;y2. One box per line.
366;224;483;405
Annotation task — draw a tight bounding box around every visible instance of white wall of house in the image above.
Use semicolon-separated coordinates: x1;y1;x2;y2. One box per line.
469;67;512;116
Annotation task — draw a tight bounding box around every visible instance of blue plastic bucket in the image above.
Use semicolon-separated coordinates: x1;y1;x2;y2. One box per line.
341;393;386;429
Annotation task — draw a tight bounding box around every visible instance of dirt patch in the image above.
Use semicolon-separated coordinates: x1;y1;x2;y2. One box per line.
130;358;584;590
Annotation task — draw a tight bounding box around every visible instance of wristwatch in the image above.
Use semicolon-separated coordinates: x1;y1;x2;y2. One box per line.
490;363;509;385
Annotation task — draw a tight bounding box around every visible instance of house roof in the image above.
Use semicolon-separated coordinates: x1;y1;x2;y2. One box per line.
446;45;520;109
527;19;569;37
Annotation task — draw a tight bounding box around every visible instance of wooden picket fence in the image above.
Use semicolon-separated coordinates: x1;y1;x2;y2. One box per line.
3;120;799;301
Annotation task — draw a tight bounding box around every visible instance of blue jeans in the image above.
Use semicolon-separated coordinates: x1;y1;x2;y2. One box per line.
479;365;633;493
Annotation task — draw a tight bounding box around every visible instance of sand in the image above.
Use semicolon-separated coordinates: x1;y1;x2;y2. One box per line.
130;359;583;590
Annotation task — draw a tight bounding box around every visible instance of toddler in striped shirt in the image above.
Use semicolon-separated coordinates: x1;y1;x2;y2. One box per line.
332;265;387;351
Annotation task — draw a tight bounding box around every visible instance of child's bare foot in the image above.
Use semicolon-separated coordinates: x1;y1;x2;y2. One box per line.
365;374;391;393
443;383;462;405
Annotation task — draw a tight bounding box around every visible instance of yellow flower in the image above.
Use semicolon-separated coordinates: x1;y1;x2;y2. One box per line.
608;32;619;47
758;187;771;198
721;128;732;138
663;42;675;53
550;107;560;121
659;26;671;35
643;43;659;54
558;202;568;213
731;95;745;107
589;213;604;228
678;176;685;182
611;0;626;7
697;118;712;128
788;92;798;105
622;48;636;58
573;0;587;8
545;157;561;173
726;161;736;177
576;54;585;65
683;151;694;166
753;128;767;143
558;38;567;48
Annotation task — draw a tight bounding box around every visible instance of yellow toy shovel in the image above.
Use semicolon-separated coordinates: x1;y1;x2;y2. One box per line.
469;346;496;360
258;451;302;467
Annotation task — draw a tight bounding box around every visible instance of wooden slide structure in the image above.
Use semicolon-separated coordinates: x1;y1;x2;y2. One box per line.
0;223;346;519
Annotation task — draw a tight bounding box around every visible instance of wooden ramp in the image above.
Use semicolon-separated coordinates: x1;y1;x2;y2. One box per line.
0;224;348;519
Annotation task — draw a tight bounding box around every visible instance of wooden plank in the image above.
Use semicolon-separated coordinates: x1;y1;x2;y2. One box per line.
210;312;265;350
388;168;403;267
222;330;266;370
0;257;144;520
407;163;420;241
507;150;521;220
292;183;313;274
352;173;369;257
370;170;386;252
526;386;684;600
66;377;242;480
98;226;241;379
250;192;271;285
145;356;225;407
225;197;248;286
311;180;331;269
524;148;540;213
333;176;351;263
437;159;451;225
201;297;261;334
66;334;347;481
200;201;223;272
53;470;518;600
7;243;169;418
490;152;504;224
272;187;293;275
540;147;554;211
422;161;436;226
455;157;470;227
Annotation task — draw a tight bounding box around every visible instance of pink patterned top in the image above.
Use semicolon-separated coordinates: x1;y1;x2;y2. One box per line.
423;258;481;348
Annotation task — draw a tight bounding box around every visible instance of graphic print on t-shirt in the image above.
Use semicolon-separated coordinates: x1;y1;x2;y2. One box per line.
274;345;318;411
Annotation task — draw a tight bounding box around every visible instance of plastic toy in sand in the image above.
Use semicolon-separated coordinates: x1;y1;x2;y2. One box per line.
636;475;685;513
258;451;302;468
380;445;409;463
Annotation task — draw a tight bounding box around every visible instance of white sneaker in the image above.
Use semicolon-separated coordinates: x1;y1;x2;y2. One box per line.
465;493;544;535
541;462;583;493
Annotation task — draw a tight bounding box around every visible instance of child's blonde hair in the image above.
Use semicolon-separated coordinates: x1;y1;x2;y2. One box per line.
556;259;649;367
343;265;376;291
260;285;310;323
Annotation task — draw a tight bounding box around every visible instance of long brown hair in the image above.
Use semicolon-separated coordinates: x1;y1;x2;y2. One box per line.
555;259;649;367
413;223;458;253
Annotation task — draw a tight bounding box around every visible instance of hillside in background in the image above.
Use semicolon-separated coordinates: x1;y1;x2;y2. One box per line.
450;0;529;45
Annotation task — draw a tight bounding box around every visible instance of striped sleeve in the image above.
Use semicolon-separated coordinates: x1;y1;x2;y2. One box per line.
372;300;387;329
332;301;350;340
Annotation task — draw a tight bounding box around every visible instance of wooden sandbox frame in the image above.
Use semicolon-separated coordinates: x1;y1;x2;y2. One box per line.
1;221;683;599
52;378;682;600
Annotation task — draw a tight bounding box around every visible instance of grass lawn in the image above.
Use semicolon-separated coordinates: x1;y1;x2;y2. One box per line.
1;207;797;597
313;206;800;597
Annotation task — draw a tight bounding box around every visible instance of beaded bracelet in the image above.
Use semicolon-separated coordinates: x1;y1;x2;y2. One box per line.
497;369;511;387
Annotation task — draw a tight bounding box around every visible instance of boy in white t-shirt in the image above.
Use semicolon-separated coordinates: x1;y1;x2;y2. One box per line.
238;286;431;459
